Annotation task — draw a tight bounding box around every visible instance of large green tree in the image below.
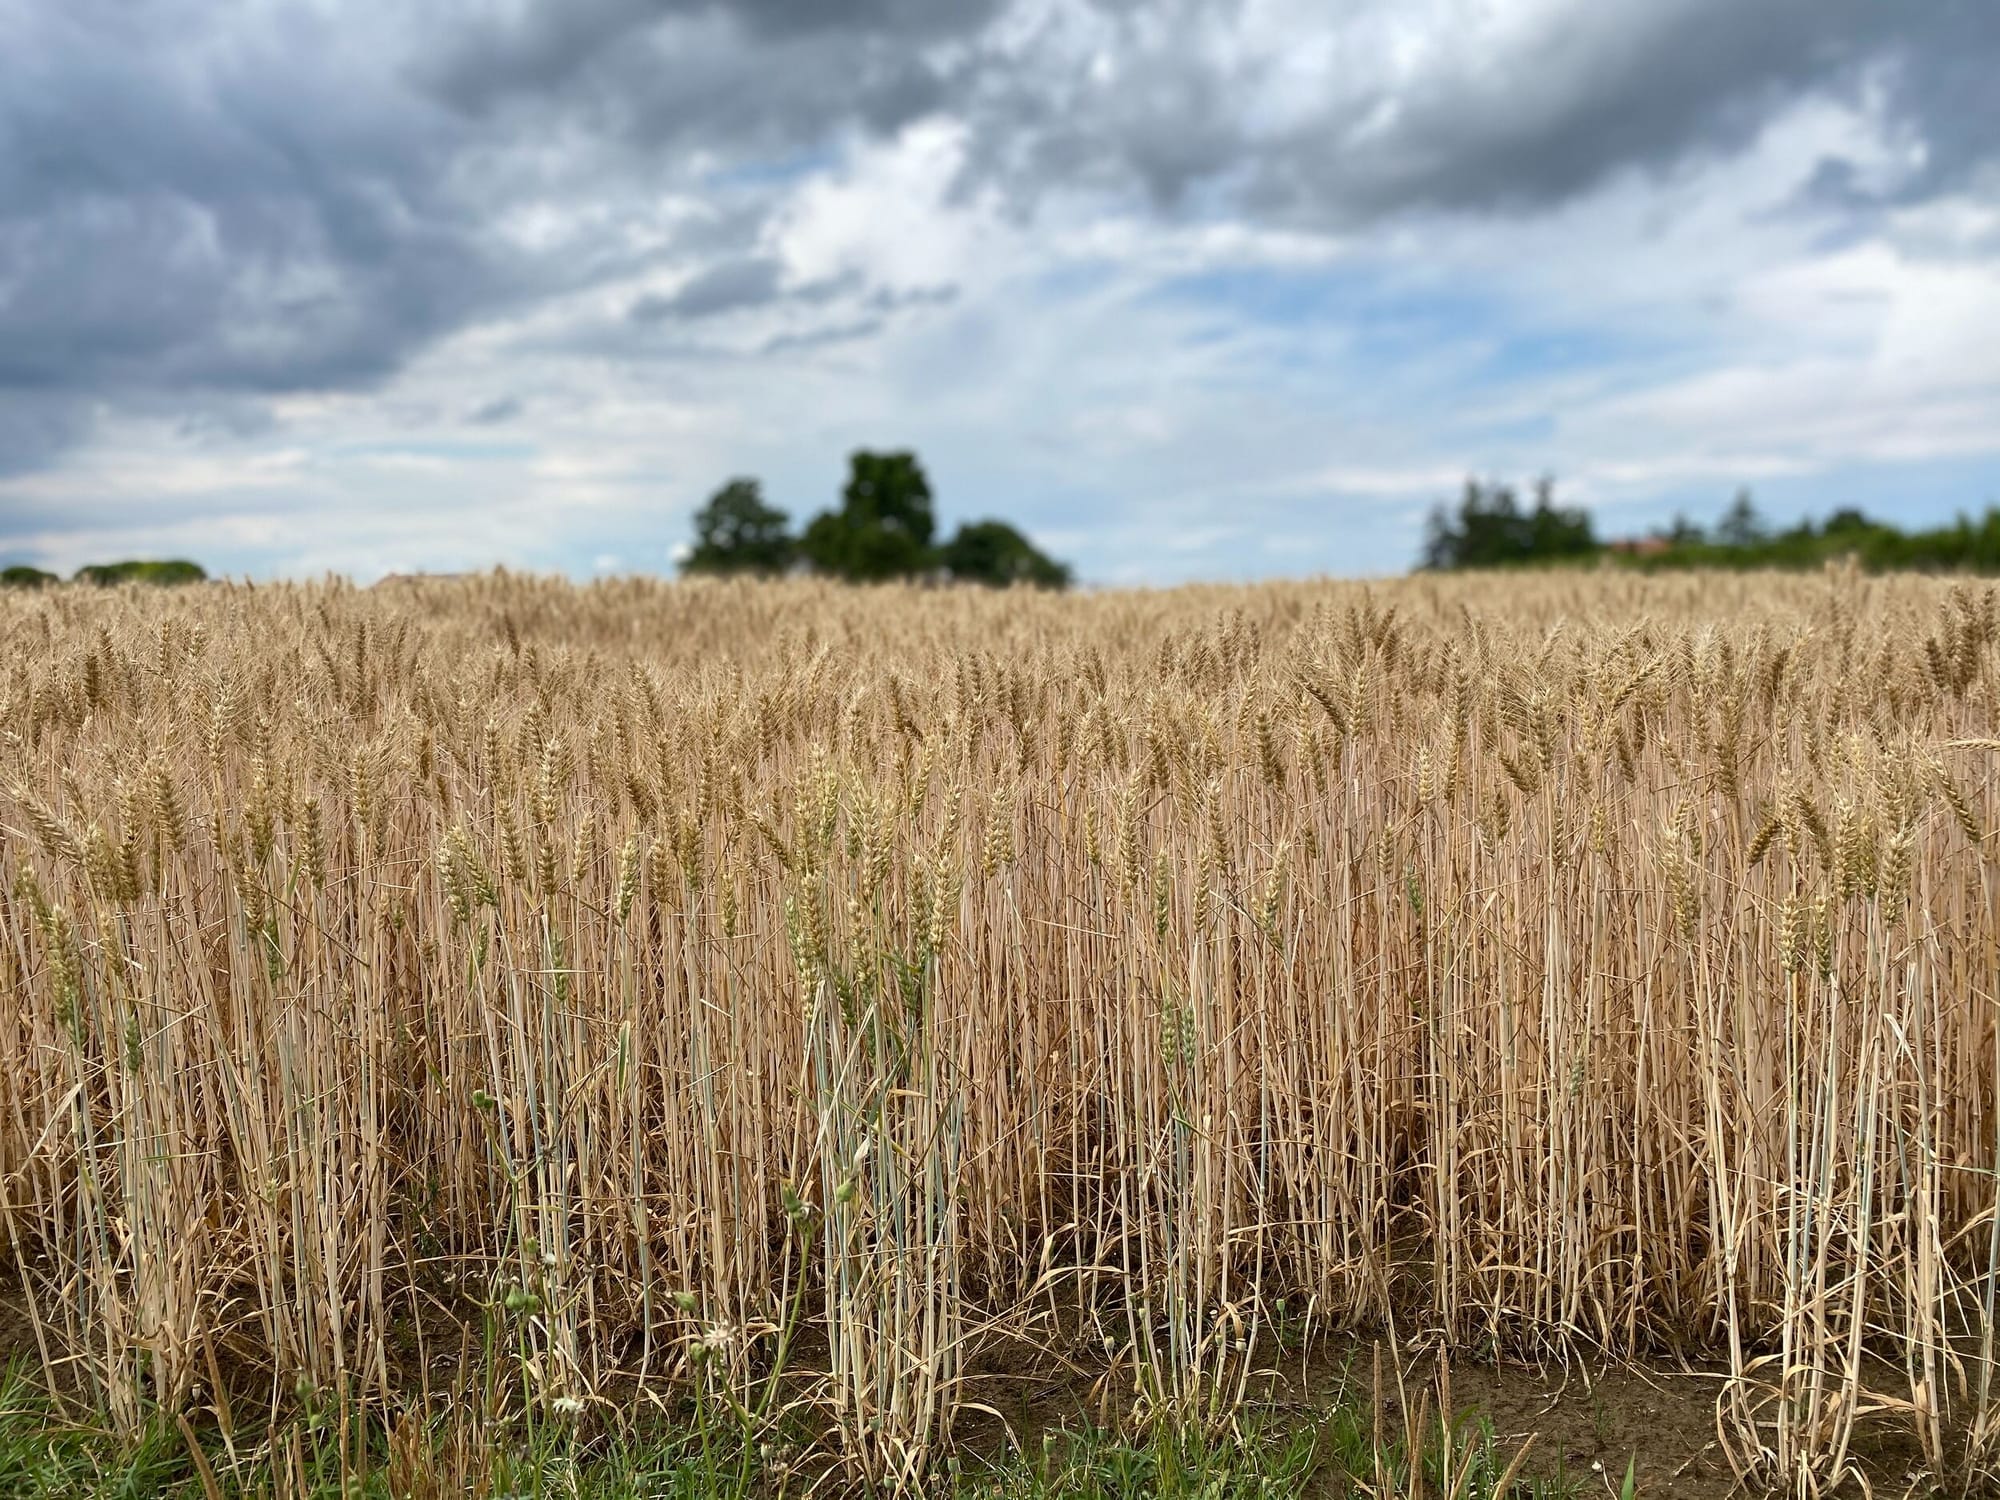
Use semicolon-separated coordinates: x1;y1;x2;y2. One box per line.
941;520;1071;588
683;478;796;575
1421;477;1596;569
799;450;938;581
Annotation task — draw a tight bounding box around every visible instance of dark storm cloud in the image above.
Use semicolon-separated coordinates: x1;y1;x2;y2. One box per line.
0;397;91;480
630;258;786;320
4;0;1999;488
427;0;1003;114
429;11;965;167
1246;2;1856;219
420;0;2000;240
0;0;995;475
0;0;528;477
1877;1;2000;199
1338;0;2000;218
1;4;496;392
627;261;874;323
967;0;2000;225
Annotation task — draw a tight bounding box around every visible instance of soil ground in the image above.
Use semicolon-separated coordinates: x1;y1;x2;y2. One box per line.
947;1319;1949;1498
0;1282;1959;1497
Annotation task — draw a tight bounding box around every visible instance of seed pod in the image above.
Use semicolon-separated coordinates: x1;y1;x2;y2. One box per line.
1881;822;1914;910
615;833;640;923
1192;838;1217;931
1258;841;1289;938
150;761;184;853
1745;811;1781;869
301;796;327;889
1931;762;1982;848
925;854;958;953
982;783;1015;877
1779;894;1805;973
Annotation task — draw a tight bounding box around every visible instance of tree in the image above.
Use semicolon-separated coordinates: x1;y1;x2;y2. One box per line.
1423;480;1513;569
683;478;795;575
1525;476;1595;559
1715;490;1766;549
1421;477;1596;569
74;559;206;585
1;564;58;588
941;520;1071;588
1662;511;1706;546
799;450;938;581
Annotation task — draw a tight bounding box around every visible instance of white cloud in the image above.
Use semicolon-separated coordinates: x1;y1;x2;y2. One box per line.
6;0;2000;582
772;121;993;291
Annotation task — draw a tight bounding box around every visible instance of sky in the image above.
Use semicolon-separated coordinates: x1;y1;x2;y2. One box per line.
4;0;2000;585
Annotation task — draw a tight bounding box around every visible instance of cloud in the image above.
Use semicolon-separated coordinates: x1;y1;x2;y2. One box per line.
467;396;526;424
630;258;786;320
4;0;2000;579
420;1;988;174
758;317;886;355
0;0;528;472
942;0;2000;230
425;0;1002;115
0;396;91;480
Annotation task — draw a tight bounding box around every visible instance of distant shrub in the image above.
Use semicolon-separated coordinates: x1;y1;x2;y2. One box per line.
940;519;1071;588
1619;507;2000;574
73;559;208;586
1420;479;2000;577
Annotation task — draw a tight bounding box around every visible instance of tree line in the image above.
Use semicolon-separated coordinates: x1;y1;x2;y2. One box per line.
12;477;1985;590
684;449;1071;587
1422;480;2000;573
3;559;208;588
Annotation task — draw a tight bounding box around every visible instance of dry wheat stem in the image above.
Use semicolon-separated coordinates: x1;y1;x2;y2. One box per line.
0;567;1996;1493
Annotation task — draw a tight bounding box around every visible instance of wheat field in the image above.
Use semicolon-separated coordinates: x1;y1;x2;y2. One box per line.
2;568;1997;1494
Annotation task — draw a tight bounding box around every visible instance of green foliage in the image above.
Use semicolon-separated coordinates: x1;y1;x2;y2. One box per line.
1714;489;1766;548
1627;504;2000;573
1662;511;1707;545
681;449;1071;588
683;478;796;575
0;1364;194;1498
1421;475;2000;577
968;1417;1323;1499
1;560;210;589
0;1355;1589;1499
799;450;939;581
1422;478;1597;569
72;559;207;586
941;519;1071;588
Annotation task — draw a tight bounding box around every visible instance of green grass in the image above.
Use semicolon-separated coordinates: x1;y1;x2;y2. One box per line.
0;1369;190;1499
960;1416;1322;1499
0;1359;1597;1499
